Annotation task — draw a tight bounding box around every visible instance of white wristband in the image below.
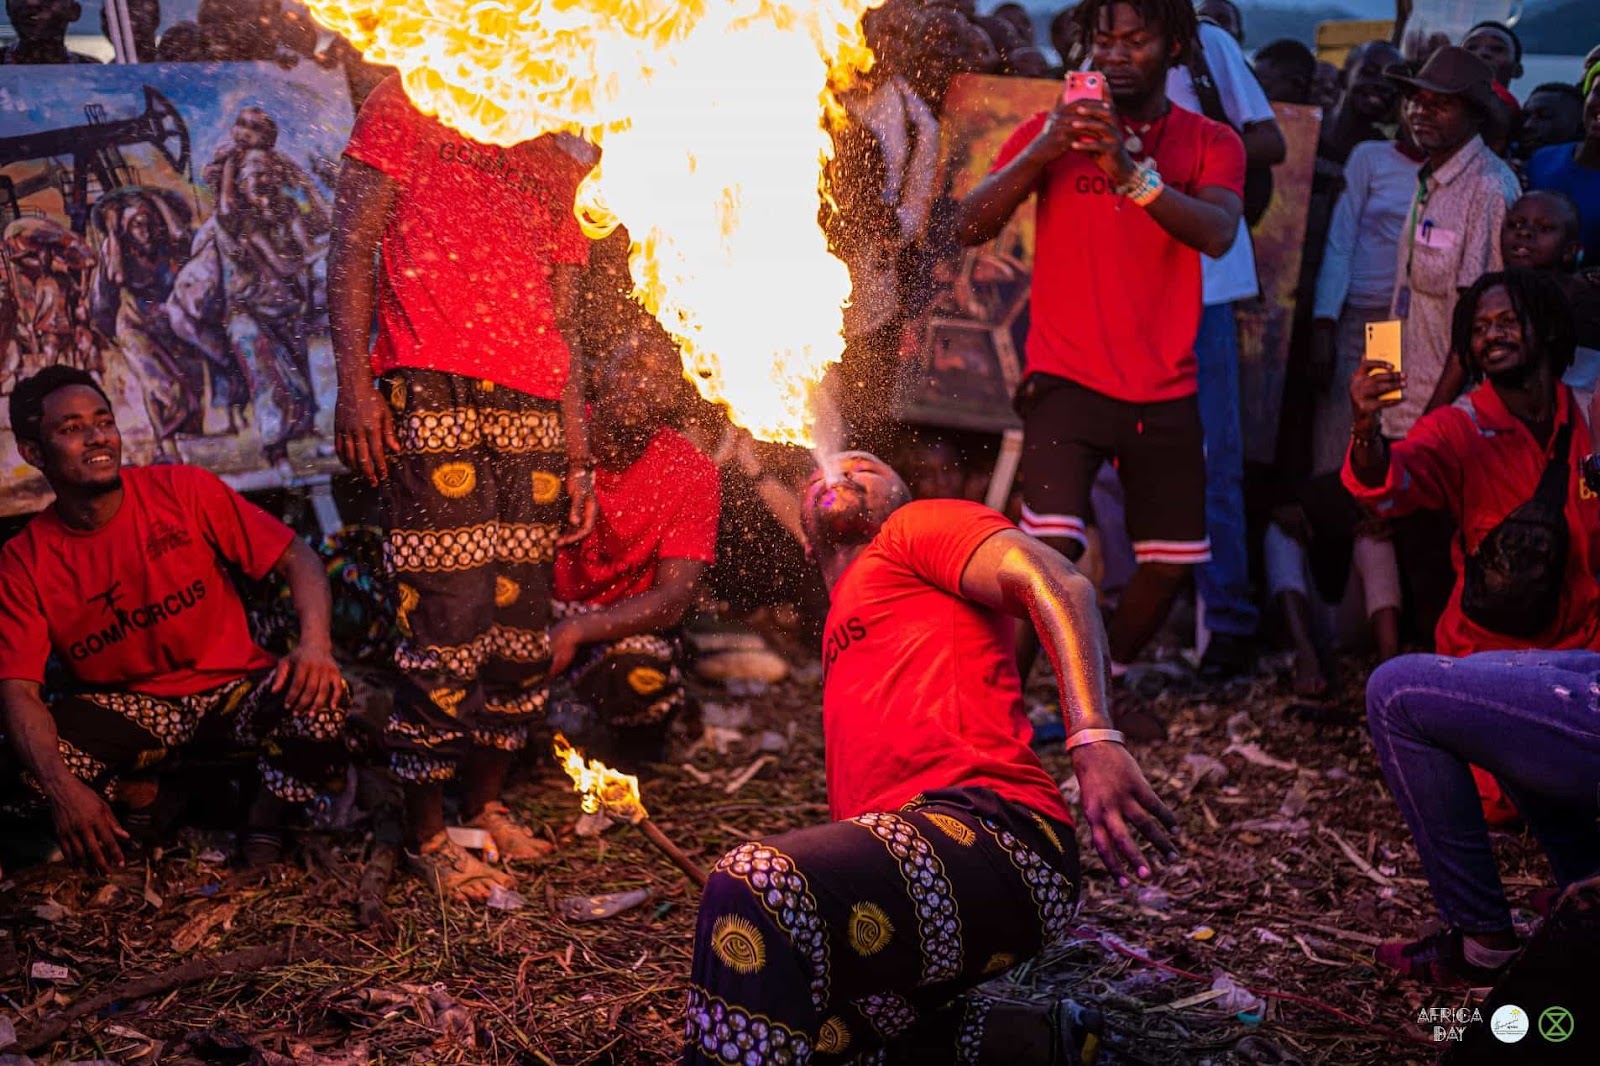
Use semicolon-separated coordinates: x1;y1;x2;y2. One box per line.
1065;727;1125;752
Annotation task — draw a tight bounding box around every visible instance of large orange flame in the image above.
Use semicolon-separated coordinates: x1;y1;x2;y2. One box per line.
306;0;881;446
553;732;648;824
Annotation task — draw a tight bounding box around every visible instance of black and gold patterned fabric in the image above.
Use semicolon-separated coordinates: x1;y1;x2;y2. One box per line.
555;599;685;723
377;369;568;782
685;787;1079;1065
0;671;348;812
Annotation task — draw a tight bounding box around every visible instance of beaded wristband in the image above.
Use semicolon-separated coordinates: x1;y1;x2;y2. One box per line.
1117;163;1164;207
1064;727;1126;752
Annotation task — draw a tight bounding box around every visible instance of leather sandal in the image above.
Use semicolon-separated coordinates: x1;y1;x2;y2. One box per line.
469;801;555;864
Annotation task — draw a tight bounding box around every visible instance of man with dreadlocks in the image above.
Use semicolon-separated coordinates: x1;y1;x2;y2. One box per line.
1348;269;1600;985
955;0;1245;738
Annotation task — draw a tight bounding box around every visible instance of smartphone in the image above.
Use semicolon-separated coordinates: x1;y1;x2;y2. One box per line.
1062;71;1106;105
1365;320;1403;402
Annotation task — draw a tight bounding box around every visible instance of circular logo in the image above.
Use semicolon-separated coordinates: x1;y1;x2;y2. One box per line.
1538;1006;1575;1043
431;461;478;499
531;470;563;505
1492;1004;1530;1043
626;666;667;694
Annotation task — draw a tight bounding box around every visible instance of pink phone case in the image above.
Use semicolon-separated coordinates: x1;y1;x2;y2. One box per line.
1062;72;1105;104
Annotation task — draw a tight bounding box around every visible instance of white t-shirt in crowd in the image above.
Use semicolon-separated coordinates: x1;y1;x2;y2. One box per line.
1166;21;1277;306
1314;140;1423;318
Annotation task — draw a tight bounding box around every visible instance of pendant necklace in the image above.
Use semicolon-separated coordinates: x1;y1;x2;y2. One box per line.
1122;102;1171;163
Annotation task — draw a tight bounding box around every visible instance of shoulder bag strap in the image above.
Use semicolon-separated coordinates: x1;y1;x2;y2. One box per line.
1187;33;1231;128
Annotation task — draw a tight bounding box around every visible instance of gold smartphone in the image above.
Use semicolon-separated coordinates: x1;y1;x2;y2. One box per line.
1365;320;1403;402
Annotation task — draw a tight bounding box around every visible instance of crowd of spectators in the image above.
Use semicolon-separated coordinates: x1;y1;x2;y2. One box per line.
6;0;1600;1039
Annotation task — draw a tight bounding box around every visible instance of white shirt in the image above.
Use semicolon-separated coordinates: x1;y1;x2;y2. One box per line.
1166;22;1276;306
1314;141;1423;318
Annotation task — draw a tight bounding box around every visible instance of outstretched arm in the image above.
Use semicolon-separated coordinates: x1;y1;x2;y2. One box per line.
960;529;1111;732
959;529;1179;883
0;679;128;873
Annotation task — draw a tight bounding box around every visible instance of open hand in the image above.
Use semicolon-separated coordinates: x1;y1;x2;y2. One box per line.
49;776;128;874
335;381;400;485
1025;102;1080;165
272;640;345;716
1071;741;1179;886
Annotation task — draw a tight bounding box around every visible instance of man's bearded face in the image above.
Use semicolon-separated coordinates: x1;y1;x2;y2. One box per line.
802;452;912;554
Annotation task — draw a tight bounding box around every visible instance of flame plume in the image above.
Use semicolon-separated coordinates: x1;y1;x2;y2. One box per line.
306;0;882;446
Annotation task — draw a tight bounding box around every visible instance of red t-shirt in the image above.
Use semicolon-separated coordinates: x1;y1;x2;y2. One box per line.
342;74;593;400
991;104;1245;403
1342;384;1600;655
0;466;292;697
821;499;1072;825
554;429;720;606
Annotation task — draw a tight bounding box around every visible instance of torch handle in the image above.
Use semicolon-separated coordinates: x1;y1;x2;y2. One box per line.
637;818;710;888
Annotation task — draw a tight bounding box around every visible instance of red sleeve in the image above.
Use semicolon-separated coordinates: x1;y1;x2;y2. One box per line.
658;448;721;564
343;75;423;183
878;499;1015;597
175;469;297;580
0;547;50;685
990;112;1048;174
1196;118;1247;198
1341;408;1465;517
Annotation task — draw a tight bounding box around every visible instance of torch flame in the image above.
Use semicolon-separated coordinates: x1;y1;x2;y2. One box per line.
553;732;648;824
305;0;882;446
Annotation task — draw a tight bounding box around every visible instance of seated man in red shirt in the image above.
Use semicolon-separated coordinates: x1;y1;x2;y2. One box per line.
0;368;347;872
549;336;718;769
954;0;1245;737
1346;270;1600;984
685;453;1178;1065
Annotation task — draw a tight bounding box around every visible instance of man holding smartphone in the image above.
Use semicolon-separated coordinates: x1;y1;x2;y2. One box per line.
955;0;1245;738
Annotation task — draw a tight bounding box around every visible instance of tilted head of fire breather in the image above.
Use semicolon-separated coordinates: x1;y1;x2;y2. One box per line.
801;452;911;582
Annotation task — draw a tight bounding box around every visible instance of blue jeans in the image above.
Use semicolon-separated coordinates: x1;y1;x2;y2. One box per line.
1367;651;1600;934
1194;302;1257;637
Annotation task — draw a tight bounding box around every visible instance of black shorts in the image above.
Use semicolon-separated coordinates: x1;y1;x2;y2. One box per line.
1017;373;1210;565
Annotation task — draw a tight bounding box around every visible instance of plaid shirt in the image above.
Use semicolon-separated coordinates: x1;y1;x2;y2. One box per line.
1389;135;1520;437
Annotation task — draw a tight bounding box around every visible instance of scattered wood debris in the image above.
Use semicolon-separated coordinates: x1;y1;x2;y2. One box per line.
0;655;1550;1063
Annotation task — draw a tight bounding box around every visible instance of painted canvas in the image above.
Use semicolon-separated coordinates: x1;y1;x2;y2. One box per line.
0;60;353;516
892;73;1054;434
1237;102;1321;465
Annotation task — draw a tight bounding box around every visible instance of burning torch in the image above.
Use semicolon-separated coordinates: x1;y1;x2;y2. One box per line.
553;733;708;887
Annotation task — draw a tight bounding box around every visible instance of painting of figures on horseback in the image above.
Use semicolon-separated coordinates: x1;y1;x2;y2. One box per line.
0;60;354;515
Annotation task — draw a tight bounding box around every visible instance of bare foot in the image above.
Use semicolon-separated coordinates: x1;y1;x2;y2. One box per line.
1292;648;1329;698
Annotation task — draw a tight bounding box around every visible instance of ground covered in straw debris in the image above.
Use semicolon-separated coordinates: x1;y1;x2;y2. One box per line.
0;653;1548;1065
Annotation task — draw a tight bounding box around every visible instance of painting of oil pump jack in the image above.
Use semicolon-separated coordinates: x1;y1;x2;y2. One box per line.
0;61;353;516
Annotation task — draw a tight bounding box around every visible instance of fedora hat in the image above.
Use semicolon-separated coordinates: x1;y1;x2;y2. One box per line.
1386;45;1498;114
